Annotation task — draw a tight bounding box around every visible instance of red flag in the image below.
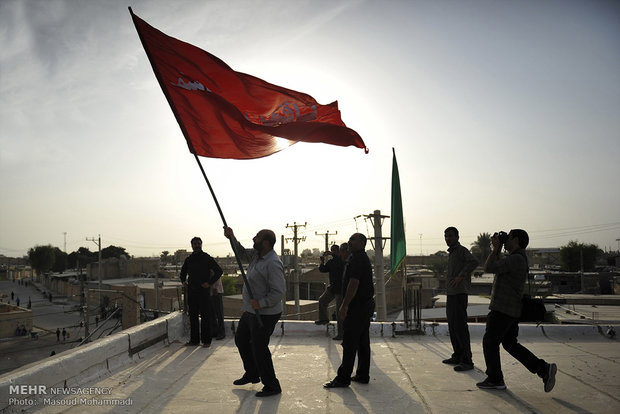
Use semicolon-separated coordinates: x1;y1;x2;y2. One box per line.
130;10;367;159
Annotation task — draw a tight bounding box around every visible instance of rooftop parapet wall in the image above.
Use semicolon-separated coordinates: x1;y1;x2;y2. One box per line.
0;311;184;411
1;312;617;412
0;305;32;338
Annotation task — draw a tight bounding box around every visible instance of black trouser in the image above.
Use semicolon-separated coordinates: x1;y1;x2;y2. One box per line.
318;287;343;337
210;293;225;337
482;310;546;382
335;301;374;384
235;311;281;389
187;287;213;344
446;293;473;364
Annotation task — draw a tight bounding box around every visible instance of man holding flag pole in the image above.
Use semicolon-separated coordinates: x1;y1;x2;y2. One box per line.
129;7;366;397
224;227;285;397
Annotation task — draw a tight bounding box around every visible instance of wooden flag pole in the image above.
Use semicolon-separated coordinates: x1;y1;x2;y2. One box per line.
191;154;263;327
129;7;261;325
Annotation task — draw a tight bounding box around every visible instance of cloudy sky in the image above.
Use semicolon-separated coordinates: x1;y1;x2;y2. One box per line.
1;0;619;259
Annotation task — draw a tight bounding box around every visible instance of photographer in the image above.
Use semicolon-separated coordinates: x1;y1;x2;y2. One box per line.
315;243;346;340
477;229;557;392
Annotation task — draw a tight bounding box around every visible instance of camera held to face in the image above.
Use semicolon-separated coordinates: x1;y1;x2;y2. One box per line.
493;231;509;245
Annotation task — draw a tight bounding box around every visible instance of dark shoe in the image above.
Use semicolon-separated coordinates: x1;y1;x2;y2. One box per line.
454;363;474;372
255;386;282;397
442;357;459;365
202;342;211;348
323;379;349;388
476;378;506;390
233;376;260;386
351;375;369;384
184;341;199;346
333;336;343;340
315;319;329;325
216;334;226;340
543;363;557;392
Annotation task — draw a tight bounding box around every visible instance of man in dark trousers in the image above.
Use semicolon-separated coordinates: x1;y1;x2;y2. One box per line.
443;226;479;372
210;277;226;340
224;226;286;397
477;229;557;392
180;236;223;348
324;233;374;388
315;243;346;340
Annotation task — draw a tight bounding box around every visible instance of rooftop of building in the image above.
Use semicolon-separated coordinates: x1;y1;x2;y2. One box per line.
1;313;619;414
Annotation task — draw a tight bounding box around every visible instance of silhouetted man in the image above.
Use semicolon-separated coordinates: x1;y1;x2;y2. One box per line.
477;229;556;392
443;226;478;372
324;233;374;388
180;237;223;348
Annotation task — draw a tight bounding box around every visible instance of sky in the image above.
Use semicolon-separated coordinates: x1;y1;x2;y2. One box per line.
1;0;619;260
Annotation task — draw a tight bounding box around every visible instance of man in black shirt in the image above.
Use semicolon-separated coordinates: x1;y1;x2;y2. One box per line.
324;233;374;388
180;236;223;347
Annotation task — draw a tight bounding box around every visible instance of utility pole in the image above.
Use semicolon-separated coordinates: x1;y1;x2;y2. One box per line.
358;210;389;321
280;235;287;317
63;232;67;253
580;247;584;293
419;233;423;256
87;235;102;311
315;230;337;252
79;260;89;338
286;222;306;320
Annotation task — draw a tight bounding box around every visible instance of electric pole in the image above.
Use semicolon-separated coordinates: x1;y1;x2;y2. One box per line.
357;210;389;321
286;222;306;319
315;230;337;252
86;235;102;311
419;234;423;256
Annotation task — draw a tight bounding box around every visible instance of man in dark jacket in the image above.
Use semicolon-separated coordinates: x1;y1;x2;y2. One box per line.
180;236;223;347
324;233;374;388
477;229;557;392
315;243;346;340
443;226;479;372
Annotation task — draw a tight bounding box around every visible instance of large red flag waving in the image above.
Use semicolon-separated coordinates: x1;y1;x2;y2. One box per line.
130;9;367;159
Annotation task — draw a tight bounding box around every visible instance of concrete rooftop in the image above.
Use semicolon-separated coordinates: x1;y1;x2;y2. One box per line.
1;314;619;414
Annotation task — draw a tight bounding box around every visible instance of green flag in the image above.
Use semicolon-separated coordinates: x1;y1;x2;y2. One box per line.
390;148;406;274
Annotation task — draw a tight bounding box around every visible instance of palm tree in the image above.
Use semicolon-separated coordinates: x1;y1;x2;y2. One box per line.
160;250;170;266
471;232;492;263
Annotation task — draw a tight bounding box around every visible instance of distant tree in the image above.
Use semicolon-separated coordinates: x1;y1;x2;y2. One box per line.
101;245;129;259
301;248;312;258
471;232;492;262
28;245;56;275
160;250;170;265
68;247;97;269
429;251;448;277
51;247;68;273
221;275;238;295
559;241;601;272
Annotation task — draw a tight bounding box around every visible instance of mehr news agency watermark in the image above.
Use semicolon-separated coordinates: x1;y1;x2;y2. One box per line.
8;384;133;407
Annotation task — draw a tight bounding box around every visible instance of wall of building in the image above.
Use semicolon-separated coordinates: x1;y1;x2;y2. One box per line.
0;304;32;338
140;286;182;312
87;258;159;280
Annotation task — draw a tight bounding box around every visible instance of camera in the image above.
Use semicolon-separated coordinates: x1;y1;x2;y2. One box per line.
493;231;509;244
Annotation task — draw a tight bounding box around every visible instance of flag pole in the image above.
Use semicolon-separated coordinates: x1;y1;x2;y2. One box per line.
191;153;263;327
128;7;262;326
